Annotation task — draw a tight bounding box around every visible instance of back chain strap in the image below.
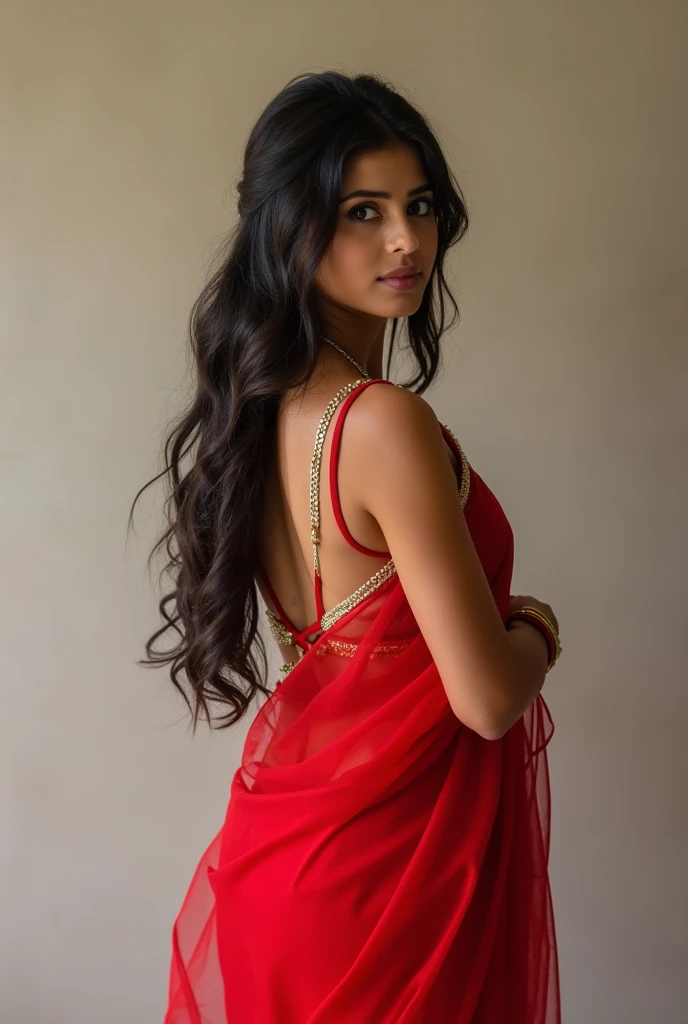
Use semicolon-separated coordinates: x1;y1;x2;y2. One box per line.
309;379;369;578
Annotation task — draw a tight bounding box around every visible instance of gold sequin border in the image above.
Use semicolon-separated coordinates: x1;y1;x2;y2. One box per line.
439;423;471;508
277;635;413;678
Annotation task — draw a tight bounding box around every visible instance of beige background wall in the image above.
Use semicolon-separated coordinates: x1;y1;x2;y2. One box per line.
3;1;686;1021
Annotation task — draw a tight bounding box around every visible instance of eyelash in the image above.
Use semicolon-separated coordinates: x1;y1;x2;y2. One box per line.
346;197;436;222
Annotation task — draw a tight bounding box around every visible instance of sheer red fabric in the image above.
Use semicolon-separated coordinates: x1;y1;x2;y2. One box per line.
163;391;560;1023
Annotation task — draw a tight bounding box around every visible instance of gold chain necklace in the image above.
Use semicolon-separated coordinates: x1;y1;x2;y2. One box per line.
318;335;371;380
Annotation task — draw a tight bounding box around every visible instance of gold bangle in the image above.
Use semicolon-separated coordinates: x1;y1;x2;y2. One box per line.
507;606;562;671
526;608;562;670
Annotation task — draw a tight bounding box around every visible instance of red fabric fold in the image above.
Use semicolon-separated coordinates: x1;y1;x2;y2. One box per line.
163;466;560;1023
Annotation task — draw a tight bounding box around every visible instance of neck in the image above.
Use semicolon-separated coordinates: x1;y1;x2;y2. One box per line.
318;323;387;379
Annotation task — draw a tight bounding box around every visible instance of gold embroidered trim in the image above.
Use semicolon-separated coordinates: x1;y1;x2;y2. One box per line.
319;558;397;632
264;607;295;647
315;636;413;659
278;636;412;677
439;424;471;508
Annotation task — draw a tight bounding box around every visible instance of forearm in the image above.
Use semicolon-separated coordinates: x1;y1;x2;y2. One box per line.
497;621;551;736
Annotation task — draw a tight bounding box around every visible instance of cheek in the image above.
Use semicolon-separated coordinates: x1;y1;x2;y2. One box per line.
326;229;376;284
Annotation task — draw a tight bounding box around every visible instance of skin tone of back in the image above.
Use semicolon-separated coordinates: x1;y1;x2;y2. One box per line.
257;142;558;740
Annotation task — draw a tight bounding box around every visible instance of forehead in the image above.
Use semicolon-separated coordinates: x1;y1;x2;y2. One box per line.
341;144;427;188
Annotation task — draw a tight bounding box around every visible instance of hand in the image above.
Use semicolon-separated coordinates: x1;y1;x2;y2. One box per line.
508;594;559;634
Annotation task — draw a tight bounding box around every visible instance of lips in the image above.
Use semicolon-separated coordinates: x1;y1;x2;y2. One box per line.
377;271;421;292
379;267;419;279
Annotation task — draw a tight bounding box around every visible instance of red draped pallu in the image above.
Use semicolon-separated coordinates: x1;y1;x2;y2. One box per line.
163;378;560;1023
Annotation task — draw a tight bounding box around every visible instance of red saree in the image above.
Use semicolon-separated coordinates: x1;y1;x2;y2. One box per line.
163;379;560;1023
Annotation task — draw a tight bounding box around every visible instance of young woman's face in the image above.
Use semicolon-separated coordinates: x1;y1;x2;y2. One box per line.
315;143;439;318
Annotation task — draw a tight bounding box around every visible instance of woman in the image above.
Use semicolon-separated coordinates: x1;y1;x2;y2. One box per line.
131;70;562;1023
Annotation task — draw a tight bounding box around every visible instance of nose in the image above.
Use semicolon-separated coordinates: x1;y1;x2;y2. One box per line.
384;212;420;255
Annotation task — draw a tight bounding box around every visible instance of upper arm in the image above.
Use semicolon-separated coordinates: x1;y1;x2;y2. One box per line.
344;384;514;740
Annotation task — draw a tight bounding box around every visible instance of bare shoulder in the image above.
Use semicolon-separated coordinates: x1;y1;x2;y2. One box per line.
345;378;436;417
340;380;453;487
342;380;443;450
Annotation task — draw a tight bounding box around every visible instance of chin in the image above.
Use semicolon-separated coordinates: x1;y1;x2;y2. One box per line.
379;293;425;313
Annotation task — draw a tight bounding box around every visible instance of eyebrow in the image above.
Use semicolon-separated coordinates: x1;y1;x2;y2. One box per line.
339;183;434;203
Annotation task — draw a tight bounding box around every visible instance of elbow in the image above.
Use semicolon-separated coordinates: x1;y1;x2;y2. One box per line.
481;694;531;741
481;696;523;741
445;666;525;740
475;717;510;742
449;689;518;742
450;703;510;742
479;674;529;739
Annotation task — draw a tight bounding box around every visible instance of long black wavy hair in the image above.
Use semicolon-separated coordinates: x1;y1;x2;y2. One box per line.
128;70;469;733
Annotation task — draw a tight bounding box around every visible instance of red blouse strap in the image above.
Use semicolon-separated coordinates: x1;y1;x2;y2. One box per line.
310;377;389;617
328;378;395;556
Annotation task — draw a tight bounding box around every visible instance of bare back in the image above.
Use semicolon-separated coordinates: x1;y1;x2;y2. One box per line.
256;367;459;668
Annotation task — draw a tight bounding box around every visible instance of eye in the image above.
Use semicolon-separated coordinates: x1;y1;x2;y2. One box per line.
346;197;436;222
347;204;379;222
410;197;435;216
